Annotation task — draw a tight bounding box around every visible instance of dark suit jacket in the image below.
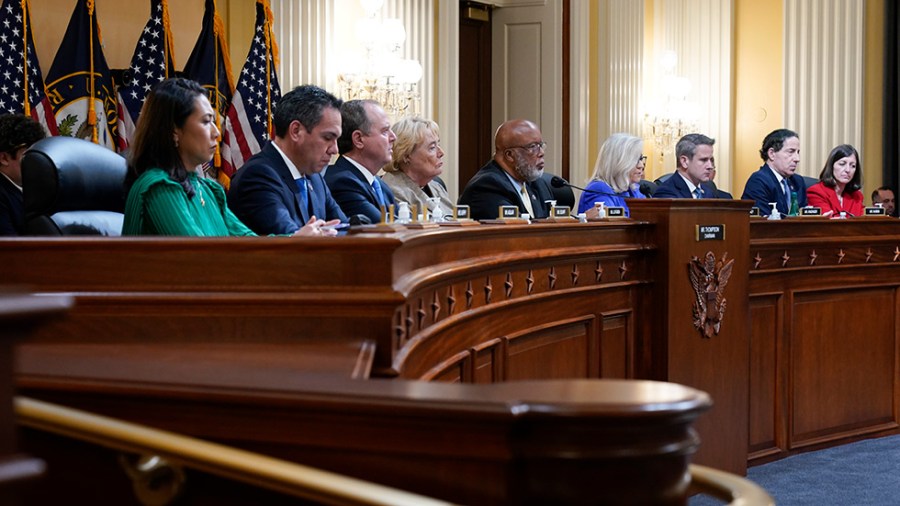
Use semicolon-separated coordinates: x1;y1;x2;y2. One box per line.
324;155;395;224
458;160;554;220
652;173;724;199
0;175;23;236
228;142;347;235
740;164;807;216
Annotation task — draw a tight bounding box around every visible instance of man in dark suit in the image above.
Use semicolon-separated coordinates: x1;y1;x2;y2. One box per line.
0;114;46;236
653;133;728;199
741;129;806;216
228;85;347;235
458;119;555;220
324;100;396;224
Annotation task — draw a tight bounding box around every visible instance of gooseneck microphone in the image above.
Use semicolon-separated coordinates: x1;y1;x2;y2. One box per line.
550;175;588;192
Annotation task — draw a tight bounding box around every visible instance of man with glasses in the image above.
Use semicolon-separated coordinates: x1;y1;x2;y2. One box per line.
0;114;46;235
653;133;728;199
459;119;555;220
325;99;397;224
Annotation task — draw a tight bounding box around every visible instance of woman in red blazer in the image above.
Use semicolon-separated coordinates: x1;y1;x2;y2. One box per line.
806;144;864;218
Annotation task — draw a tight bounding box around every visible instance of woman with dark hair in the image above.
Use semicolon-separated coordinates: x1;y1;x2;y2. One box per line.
123;78;336;236
806;144;864;218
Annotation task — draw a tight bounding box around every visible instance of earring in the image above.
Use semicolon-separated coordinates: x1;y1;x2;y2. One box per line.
174;137;180;148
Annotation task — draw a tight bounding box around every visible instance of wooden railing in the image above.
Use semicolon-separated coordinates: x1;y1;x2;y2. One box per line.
15;396;451;506
689;464;774;506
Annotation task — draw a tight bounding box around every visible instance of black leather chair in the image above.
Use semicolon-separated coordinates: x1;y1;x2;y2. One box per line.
541;172;575;209
21;137;127;236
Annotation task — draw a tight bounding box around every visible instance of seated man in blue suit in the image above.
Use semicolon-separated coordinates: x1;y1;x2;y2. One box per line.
0;114;46;236
741;129;806;216
654;133;728;199
228;85;347;235
458;119;555;220
324;100;397;224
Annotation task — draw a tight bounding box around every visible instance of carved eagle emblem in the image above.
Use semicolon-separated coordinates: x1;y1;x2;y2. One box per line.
688;251;734;338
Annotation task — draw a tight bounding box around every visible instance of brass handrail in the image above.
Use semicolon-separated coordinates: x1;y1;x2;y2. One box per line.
690;464;775;506
15;396;453;506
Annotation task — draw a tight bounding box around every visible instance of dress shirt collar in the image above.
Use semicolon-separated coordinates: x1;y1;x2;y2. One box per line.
677;172;702;197
271;141;302;180
766;164;787;185
0;171;21;192
343;156;377;185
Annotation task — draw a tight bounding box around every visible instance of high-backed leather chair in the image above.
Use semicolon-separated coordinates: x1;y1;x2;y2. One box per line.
21;137;127;236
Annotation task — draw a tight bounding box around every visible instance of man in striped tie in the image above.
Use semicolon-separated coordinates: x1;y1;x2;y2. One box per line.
741;129;807;216
653;133;726;200
324;100;398;224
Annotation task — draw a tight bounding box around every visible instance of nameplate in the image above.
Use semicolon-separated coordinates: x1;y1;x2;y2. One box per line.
864;207;887;216
800;207;822;216
498;205;519;219
552;206;572;218
750;207;761;217
454;205;471;220
696;224;725;241
604;207;625;218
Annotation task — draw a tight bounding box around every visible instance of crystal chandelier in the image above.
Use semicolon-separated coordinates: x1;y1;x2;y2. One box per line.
644;51;698;165
337;0;423;120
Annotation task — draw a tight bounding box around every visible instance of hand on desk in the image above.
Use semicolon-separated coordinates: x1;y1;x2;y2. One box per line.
293;216;342;237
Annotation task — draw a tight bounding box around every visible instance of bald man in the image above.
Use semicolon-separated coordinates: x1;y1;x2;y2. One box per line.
458;119;555;220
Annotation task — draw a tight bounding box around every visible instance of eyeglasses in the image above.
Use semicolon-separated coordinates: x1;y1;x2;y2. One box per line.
637;155;648;164
508;141;547;154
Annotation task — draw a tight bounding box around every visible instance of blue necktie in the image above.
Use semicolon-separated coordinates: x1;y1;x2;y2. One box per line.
295;177;309;216
372;178;386;207
693;187;702;199
781;179;790;211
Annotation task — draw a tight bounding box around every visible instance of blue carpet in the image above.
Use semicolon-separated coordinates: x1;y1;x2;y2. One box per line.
690;434;900;505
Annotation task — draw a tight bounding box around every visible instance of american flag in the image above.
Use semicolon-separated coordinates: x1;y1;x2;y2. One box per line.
0;0;57;135
117;0;176;148
221;0;281;183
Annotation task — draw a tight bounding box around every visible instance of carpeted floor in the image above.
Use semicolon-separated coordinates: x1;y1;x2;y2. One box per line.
690;434;900;505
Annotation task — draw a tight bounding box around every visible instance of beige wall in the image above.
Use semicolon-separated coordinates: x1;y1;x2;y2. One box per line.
864;0;885;193
31;0;251;81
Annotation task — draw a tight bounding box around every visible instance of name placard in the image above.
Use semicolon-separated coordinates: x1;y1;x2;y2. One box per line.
800;207;822;216
552;206;572;218
606;207;626;218
499;205;519;219
454;205;471;220
750;207;761;217
696;224;725;241
865;207;887;216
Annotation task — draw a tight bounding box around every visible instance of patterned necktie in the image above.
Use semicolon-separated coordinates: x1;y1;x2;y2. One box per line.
520;181;535;216
693;187;702;199
295;177;309;215
372;178;386;207
781;179;791;211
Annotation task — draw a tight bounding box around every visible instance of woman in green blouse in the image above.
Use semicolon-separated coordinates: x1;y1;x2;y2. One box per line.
123;78;337;237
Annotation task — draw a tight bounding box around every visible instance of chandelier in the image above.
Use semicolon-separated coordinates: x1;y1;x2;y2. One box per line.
337;0;423;120
644;51;698;165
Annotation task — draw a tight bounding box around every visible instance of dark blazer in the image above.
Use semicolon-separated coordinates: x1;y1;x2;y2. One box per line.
324;155;395;224
228;142;347;235
0;175;23;236
740;164;807;216
458;160;554;220
652;173;724;199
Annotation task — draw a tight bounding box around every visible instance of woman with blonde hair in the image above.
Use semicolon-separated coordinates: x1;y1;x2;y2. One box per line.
576;133;646;217
381;116;453;218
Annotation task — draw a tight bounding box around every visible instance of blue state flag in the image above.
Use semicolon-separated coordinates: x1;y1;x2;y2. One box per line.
45;0;121;151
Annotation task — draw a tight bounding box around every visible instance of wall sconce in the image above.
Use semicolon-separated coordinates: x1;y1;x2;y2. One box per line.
337;0;423;120
644;50;699;165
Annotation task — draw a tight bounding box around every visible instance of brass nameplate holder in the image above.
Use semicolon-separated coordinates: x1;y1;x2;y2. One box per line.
605;206;627;218
864;207;887;216
358;204;403;233
481;205;529;224
799;207;822;216
695;224;725;241
536;206;576;223
749;207;762;217
439;205;480;226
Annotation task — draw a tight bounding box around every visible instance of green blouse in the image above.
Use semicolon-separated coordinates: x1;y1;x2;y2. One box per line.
123;168;256;237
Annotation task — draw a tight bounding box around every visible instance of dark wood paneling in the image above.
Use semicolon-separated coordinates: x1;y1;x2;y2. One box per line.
748;296;781;459
506;319;592;380
600;311;633;379
791;288;896;446
458;1;493;189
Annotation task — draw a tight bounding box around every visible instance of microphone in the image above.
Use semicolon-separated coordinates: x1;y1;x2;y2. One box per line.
550;175;588;192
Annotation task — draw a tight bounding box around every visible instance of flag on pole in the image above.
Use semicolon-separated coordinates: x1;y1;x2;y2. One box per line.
116;0;176;148
220;0;282;186
45;0;121;150
0;0;58;135
183;0;234;183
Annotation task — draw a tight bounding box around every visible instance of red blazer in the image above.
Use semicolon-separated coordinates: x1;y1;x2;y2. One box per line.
806;182;864;217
